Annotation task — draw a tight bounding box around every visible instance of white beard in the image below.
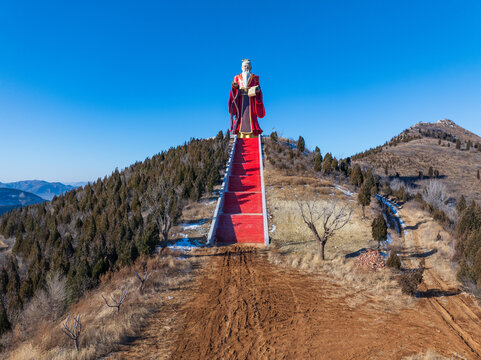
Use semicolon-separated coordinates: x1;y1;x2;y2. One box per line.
242;71;250;88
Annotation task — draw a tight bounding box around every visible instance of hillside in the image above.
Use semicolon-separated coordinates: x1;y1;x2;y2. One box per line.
0;132;230;341
353;119;481;205
0;180;80;201
3;133;481;359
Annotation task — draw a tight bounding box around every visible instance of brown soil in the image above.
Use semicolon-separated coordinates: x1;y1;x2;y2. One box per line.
399;207;481;359
113;245;481;360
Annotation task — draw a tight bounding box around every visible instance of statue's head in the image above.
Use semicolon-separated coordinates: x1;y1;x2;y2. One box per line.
242;59;252;72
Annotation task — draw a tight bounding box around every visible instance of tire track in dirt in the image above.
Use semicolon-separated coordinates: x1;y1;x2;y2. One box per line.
170;247;269;359
399;209;481;358
167;246;479;360
111;242;481;359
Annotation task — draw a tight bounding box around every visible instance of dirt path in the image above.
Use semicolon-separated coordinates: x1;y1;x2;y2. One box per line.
111;240;481;360
400;208;481;358
149;246;475;360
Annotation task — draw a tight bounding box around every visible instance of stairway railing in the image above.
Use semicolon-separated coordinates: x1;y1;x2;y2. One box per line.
259;135;269;246
207;135;237;245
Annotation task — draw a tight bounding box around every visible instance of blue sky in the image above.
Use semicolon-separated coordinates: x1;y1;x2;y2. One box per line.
1;1;481;182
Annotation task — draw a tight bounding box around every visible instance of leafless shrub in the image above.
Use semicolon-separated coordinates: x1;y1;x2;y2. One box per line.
389;178;405;191
294;191;352;260
62;313;81;352
134;268;152;293
17;272;67;340
45;272;67;317
146;178;182;243
101;286;128;313
423;180;448;210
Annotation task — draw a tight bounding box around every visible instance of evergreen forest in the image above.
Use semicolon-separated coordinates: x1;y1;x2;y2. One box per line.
0;132;230;329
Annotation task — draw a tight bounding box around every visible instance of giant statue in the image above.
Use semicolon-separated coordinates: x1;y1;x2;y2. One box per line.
228;59;265;138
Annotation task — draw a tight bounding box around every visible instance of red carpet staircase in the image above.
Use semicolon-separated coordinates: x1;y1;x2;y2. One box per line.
208;136;268;245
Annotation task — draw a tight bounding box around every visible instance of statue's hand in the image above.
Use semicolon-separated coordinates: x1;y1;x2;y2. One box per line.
232;81;239;89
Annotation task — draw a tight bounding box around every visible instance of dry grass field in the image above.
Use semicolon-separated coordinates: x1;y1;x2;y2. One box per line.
264;164;414;312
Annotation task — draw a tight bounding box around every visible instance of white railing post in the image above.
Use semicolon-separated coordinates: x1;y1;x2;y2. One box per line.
258;135;269;246
207;135;237;245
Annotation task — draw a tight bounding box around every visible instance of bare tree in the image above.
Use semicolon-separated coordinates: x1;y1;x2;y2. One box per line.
62;313;82;352
101;286;129;312
423;179;448;210
147;178;182;244
134;268;152;293
295;192;352;260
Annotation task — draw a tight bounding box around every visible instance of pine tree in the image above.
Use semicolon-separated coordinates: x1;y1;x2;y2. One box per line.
456;139;461;150
5;257;22;315
0;299;11;335
358;183;371;218
270;131;278;142
363;169;375;193
386;250;401;269
350;164;363;187
477;169;480;180
313;153;322;172
456;195;467;215
339;159;348;176
428;166;434;178
322;153;333;175
331;157;338;172
371;214;387;248
0;268;7;293
297;136;305;154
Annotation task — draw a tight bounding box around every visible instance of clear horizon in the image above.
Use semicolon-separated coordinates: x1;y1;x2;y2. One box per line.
1;1;481;183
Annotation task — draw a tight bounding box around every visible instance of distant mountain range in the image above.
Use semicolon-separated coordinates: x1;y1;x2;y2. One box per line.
0;188;45;215
0;180;86;201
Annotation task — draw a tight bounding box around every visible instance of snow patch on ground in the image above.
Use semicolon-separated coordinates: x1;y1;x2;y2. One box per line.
334;185;354;197
179;219;208;230
270;224;277;233
164;238;205;251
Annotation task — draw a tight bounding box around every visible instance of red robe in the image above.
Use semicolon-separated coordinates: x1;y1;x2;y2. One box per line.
228;73;265;136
